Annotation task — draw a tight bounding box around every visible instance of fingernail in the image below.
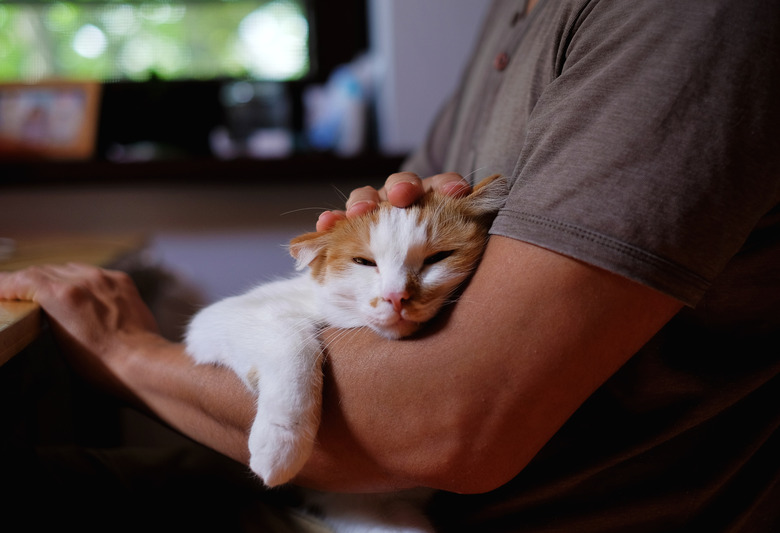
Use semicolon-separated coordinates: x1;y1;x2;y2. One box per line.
441;181;470;197
346;200;376;217
389;180;421;194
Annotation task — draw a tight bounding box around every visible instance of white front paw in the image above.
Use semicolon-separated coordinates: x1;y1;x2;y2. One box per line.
249;407;320;487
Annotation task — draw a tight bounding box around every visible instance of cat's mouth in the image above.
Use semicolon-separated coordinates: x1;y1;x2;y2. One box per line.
372;316;422;339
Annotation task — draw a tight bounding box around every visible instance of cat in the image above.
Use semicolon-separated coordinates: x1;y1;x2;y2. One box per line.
185;174;507;532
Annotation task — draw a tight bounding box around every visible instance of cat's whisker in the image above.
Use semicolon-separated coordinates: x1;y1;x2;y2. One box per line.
463;166;488;182
317;327;365;362
280;206;341;217
330;184;350;203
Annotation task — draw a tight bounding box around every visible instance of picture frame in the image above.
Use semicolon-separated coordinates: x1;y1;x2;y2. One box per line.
0;80;102;160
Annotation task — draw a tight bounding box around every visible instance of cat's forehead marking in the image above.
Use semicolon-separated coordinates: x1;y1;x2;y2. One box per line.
369;205;428;260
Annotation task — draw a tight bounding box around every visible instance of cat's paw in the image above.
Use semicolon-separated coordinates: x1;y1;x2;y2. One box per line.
248;413;319;487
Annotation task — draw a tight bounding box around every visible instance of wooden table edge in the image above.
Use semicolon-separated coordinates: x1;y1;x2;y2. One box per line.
0;301;42;366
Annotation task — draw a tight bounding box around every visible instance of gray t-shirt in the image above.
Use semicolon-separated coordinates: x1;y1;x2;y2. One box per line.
405;0;780;531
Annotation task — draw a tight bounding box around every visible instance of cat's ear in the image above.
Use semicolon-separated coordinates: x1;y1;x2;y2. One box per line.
289;231;329;270
463;174;508;216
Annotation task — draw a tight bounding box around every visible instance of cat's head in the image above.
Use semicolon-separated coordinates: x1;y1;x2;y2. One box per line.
289;174;507;339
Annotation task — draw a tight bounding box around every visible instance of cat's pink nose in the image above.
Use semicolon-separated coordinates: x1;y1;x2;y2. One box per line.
384;291;409;312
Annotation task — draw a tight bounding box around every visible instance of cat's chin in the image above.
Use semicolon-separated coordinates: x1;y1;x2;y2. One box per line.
372;318;422;340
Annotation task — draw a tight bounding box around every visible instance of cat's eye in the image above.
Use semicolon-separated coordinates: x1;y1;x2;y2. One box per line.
423;250;454;265
352;257;377;267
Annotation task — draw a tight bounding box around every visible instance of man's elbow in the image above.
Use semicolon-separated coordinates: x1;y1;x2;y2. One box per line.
408;433;532;495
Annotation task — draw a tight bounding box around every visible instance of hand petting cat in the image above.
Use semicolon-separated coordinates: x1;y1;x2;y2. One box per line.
316;171;472;232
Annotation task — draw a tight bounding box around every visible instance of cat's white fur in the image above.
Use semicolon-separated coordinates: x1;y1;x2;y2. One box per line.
185;175;506;532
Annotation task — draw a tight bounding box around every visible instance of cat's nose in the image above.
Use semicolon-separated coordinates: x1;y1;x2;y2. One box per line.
384;291;410;312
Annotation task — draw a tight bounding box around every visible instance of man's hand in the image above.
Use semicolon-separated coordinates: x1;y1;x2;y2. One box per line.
0;263;163;392
0;262;257;463
316;172;472;232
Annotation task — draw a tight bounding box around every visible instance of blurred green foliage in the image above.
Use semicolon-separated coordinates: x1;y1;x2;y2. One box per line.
0;0;310;82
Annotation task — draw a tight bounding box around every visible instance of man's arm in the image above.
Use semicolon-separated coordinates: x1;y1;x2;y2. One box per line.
295;235;681;493
0;191;681;495
301;171;682;492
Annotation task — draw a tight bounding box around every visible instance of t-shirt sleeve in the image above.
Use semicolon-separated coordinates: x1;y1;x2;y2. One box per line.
491;0;780;306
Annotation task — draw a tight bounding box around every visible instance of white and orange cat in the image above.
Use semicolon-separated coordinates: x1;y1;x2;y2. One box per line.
185;174;506;532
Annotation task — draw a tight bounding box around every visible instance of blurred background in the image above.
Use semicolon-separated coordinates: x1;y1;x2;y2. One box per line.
0;0;488;310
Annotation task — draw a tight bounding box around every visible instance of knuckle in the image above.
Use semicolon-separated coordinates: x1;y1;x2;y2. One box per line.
109;270;136;291
351;185;378;196
90;268;126;294
386;172;422;190
347;186;379;206
53;281;88;304
432;172;471;196
387;171;420;183
15;265;53;288
20;264;48;279
432;172;466;184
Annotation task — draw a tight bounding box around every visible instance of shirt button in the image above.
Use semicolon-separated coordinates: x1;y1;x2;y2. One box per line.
494;52;510;71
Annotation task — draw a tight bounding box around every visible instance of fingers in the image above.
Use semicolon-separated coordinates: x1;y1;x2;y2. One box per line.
316;185;380;232
316;210;346;232
384;172;471;206
1;263;159;336
314;171;473;232
315;173;418;231
428;172;472;198
1;263;108;305
345;185;381;219
383;172;424;208
0;264;57;302
382;171;470;207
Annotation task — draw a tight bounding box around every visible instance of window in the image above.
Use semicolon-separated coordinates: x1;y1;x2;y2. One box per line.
0;0;310;82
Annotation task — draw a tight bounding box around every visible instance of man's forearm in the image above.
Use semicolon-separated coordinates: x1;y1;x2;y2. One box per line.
113;333;430;491
117;332;422;491
119;334;256;466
